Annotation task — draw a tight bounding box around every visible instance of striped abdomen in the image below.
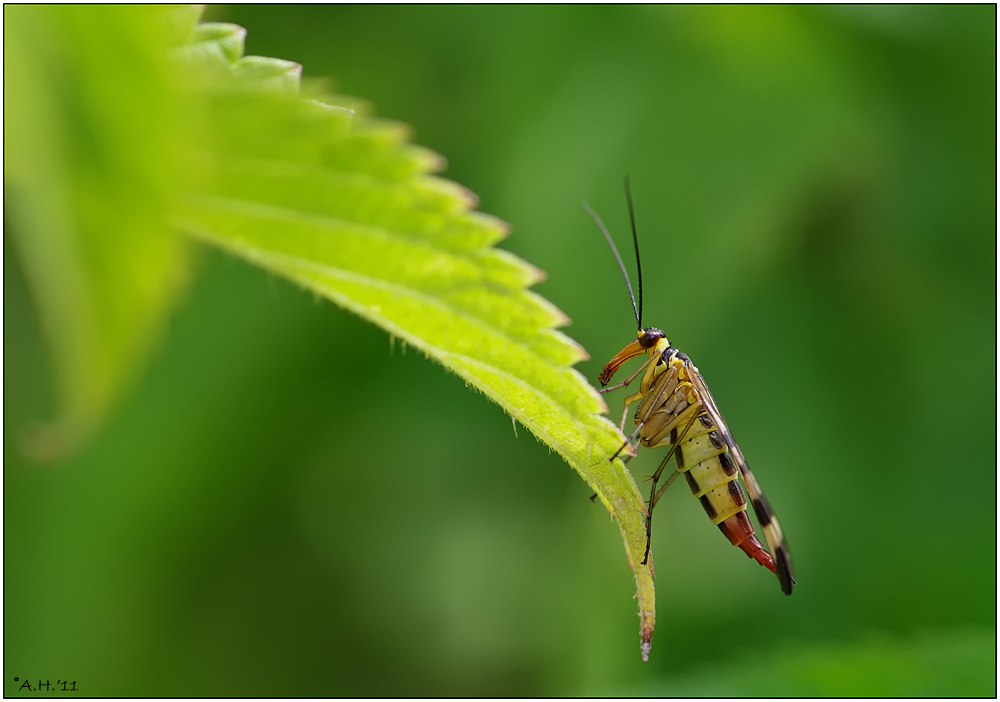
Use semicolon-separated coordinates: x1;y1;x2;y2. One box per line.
673;414;778;575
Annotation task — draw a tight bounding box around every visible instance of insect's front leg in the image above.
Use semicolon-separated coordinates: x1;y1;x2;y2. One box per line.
619;391;644;433
599;353;658;395
607;390;647;463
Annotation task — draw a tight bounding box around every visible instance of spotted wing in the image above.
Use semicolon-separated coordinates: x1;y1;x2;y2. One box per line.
685;361;796;595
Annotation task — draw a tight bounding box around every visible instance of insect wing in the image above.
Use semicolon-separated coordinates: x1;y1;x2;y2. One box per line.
685;362;796;595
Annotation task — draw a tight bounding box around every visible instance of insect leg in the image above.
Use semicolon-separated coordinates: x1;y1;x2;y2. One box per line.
610;420;644;462
632;367;680;430
618;392;641;433
652;468;681;507
618;363;679;435
598;353;658;394
641;407;701;566
589;447;638;504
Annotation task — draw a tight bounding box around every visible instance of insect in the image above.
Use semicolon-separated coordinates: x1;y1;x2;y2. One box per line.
585;177;795;595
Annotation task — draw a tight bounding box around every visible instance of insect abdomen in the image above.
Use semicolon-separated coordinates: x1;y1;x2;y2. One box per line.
677;431;779;576
717;512;778;574
676;433;743;525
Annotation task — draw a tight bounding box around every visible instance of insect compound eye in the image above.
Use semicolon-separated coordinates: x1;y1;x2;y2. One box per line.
638;327;664;349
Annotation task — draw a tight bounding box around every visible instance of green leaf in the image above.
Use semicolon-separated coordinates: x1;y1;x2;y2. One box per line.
3;6;193;457
176;21;657;658
3;7;657;658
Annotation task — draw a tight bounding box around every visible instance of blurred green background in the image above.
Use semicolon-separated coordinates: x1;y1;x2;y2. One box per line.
5;5;995;696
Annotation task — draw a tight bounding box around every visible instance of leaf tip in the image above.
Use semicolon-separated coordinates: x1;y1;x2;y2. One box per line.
426;149;448;174
468;212;511;246
525;264;547;286
551;308;572;328
554;328;590;362
492;215;512;240
454;183;480;210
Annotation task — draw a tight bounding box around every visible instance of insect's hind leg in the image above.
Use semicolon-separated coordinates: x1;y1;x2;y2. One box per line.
652;467;681;508
641;447;681;565
641;408;700;566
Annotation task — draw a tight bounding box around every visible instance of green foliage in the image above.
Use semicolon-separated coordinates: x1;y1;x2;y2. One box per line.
4;6;655;657
5;5;996;695
4;6;192;456
176;17;659;655
634;630;996;697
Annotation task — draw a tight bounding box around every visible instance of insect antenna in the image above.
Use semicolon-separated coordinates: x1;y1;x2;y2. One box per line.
623;175;643;329
583;200;641;330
